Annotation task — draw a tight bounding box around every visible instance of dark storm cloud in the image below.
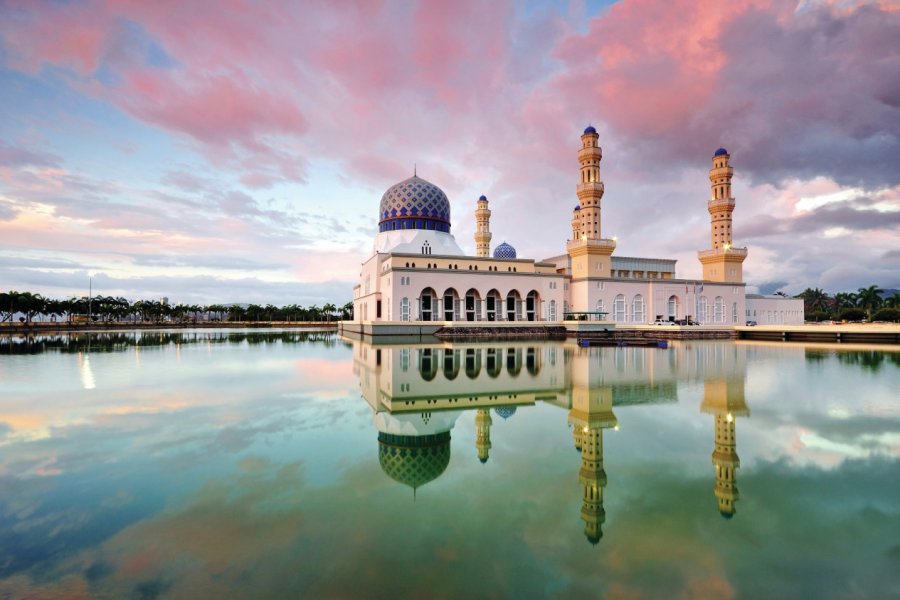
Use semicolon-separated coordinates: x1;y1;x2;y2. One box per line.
714;5;900;188
741;201;900;239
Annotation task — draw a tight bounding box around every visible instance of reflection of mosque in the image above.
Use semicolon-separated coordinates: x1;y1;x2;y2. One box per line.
352;339;750;541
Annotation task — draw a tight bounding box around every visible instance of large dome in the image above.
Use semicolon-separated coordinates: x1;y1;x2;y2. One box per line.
378;431;451;491
378;175;451;233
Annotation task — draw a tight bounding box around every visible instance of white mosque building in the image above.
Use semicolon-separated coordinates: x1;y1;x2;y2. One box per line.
348;126;803;330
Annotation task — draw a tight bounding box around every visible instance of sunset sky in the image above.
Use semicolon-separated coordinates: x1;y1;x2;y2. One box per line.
1;0;898;306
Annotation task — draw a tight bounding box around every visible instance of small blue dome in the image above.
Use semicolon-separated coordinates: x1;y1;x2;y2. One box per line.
714;147;728;157
573;205;581;211
584;125;597;135
494;406;517;419
378;175;451;233
493;242;517;259
478;194;487;201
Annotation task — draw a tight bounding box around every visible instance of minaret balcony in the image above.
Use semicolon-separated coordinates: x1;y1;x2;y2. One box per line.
707;198;735;210
698;247;748;260
577;182;604;196
567;238;617;253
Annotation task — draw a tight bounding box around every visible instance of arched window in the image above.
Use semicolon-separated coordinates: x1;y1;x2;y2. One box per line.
400;297;410;321
465;348;481;378
419;349;437;381
614;294;626;322
595;299;605;319
714;296;724;323
420;288;435;321
526;291;539;322
667;295;679;320
632;294;645;323
442;349;459;380
549;299;557;321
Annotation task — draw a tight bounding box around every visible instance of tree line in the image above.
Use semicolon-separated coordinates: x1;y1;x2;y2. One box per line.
0;291;353;324
794;285;900;322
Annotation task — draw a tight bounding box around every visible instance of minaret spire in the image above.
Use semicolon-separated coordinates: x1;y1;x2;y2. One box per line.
474;194;492;257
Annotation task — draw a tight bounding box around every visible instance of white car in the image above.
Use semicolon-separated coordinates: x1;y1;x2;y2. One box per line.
651;320;676;326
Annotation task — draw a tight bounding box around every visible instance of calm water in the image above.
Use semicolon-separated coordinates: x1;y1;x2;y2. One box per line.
0;330;898;599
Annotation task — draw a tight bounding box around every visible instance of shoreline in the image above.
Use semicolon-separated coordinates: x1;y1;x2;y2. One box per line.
0;321;339;335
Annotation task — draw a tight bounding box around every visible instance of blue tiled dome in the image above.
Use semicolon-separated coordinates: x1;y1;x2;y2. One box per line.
584;125;597;135
573;205;581;211
714;147;728;156
378;175;451;233
478;194;487;201
493;242;517;259
494;406;517;419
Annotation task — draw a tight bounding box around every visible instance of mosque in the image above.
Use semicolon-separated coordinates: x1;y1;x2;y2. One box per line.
348;125;803;328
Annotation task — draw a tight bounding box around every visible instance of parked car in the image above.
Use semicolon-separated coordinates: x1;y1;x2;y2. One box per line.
745;320;758;326
652;319;677;326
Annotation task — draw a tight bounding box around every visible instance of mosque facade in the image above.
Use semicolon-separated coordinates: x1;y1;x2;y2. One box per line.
351;126;803;326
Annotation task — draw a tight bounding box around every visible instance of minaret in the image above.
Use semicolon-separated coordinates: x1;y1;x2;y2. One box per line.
578;425;608;544
566;126;616;286
475;195;492;257
571;205;582;241
700;347;750;519
474;408;492;463
576;126;604;239
698;148;747;283
568;346;617;544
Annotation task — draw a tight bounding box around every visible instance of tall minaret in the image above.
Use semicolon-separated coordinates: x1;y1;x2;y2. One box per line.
566;126;616;288
474;408;492;463
568;346;617;545
474;195;492;257
698;148;747;283
709;148;735;250
700;344;750;519
576;126;604;240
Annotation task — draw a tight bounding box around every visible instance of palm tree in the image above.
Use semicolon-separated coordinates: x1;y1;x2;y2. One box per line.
322;303;337;322
885;293;900;309
796;288;830;314
856;285;884;318
0;291;15;323
16;291;45;323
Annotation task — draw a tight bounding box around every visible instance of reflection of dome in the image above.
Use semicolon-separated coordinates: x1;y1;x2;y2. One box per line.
494;406;517;419
584;125;597;135
586;531;602;545
378;431;451;491
720;510;734;520
714;147;728;157
493;242;517;259
378;175;451;233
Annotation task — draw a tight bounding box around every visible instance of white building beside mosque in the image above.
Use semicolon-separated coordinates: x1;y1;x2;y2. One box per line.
350;126;802;327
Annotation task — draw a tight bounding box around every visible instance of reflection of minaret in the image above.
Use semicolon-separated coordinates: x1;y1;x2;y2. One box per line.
475;408;492;463
701;377;750;519
568;350;617;545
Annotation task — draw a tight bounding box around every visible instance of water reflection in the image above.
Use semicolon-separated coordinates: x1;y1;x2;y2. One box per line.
353;339;756;542
0;329;337;355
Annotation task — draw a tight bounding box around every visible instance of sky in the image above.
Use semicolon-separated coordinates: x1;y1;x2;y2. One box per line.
0;0;898;306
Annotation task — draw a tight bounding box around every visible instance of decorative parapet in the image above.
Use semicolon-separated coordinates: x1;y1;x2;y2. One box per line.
567;238;617;252
698;247;748;260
